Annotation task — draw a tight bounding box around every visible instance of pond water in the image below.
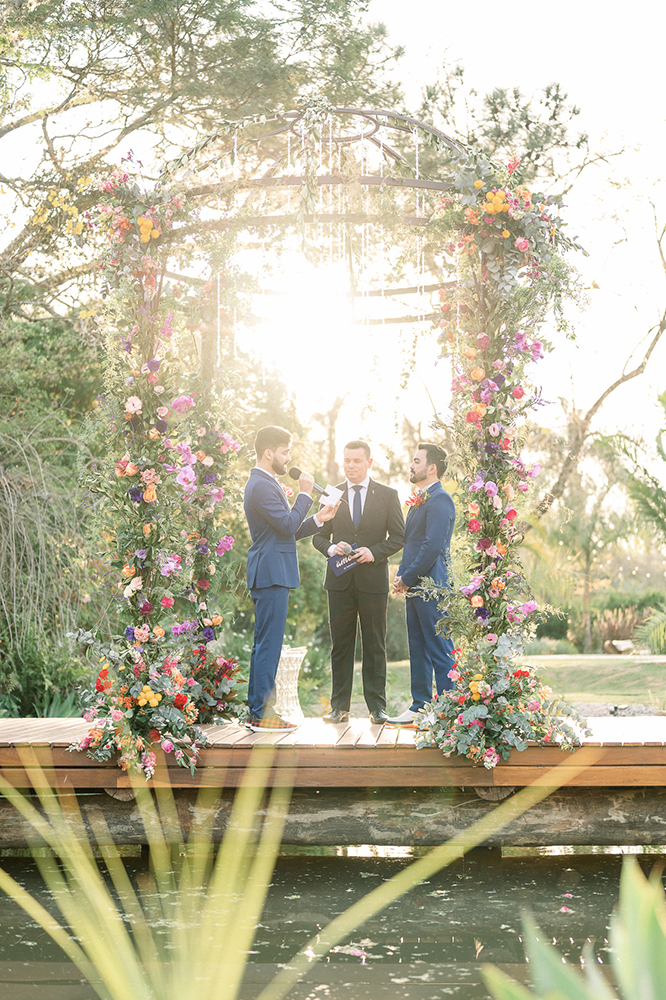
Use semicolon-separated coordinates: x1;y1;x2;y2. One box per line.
1;845;664;999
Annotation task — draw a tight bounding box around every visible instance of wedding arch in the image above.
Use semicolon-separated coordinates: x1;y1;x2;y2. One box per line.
73;98;586;775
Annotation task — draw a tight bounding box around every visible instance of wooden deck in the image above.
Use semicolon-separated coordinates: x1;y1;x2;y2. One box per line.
2;716;666;789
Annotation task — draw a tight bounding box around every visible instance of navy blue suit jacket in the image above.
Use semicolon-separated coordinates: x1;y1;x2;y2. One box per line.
244;468;320;589
398;480;456;589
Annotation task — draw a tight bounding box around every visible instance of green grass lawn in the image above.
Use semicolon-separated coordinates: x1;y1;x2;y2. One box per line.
343;655;666;716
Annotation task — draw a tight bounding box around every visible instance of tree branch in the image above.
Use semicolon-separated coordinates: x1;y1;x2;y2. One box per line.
535;310;666;520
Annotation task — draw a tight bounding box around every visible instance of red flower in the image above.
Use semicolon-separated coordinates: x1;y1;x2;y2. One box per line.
148;729;160;742
468;518;481;532
174;693;187;710
512;669;530;678
512;387;524;400
505;508;517;521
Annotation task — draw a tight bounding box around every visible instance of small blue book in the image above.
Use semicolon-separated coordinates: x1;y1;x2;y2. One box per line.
328;545;360;576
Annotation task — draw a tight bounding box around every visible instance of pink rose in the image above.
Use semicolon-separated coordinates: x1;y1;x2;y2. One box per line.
488;423;500;436
514;237;530;252
468;518;481;532
172;394;195;414
486;633;498;643
512;386;524;399
161;739;175;753
124;395;142;414
156;406;169;418
477;333;490;350
529;463;542;478
111;710;124;722
160;596;175;608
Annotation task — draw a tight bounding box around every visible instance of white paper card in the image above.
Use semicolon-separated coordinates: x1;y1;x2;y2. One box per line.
319;485;343;506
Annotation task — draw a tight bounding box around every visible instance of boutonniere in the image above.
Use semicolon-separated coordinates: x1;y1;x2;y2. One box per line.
281;484;294;498
405;489;430;509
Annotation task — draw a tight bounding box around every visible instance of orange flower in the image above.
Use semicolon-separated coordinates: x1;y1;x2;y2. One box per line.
466;348;478;359
125;463;138;476
211;614;223;626
195;450;205;462
121;563;135;578
468;502;480;515
471;595;484;608
148;427;160;439
473;179;483;189
143;523;154;536
473;402;487;417
143;487;157;503
153;626;165;638
497;542;507;555
470;367;485;381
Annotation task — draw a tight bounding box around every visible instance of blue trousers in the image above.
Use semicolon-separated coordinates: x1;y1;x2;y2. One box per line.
248;586;290;719
406;594;455;711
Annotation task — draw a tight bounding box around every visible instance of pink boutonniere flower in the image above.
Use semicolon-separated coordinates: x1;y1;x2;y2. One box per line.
281;484;294;498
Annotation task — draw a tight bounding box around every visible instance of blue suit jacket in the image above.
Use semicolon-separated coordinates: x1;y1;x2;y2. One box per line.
398;480;456;589
244;468;320;589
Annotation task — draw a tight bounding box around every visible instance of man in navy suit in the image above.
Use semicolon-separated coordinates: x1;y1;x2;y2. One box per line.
244;425;338;730
387;443;456;725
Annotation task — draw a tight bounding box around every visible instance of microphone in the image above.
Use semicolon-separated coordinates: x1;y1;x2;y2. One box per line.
288;467;326;495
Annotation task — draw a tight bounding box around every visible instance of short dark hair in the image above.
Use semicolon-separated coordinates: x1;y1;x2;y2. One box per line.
254;425;292;457
343;439;371;459
418;442;448;478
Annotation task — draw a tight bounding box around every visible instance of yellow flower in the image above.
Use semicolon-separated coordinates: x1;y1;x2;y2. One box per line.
502;230;510;239
473;179;483;189
474;673;483;680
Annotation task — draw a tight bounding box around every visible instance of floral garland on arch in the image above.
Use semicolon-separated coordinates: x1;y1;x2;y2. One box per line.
69;165;246;779
414;151;589;768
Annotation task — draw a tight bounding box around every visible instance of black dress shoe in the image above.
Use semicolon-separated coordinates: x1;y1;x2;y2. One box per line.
369;711;389;725
323;710;350;724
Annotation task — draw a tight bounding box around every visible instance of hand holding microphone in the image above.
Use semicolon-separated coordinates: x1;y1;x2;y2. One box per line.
288;468;340;522
288;467;323;497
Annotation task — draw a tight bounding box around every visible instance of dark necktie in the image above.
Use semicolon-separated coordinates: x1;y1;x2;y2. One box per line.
352;484;363;528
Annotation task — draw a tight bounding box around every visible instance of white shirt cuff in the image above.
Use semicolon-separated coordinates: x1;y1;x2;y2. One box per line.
327;543;337;557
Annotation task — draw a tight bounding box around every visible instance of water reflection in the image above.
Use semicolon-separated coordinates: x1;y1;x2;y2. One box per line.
1;847;665;997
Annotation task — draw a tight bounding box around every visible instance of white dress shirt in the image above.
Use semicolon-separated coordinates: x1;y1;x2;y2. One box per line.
327;476;370;556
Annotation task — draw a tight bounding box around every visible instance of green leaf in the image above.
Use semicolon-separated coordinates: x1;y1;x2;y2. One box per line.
611;857;666;1000
482;965;536;1000
522;912;600;1000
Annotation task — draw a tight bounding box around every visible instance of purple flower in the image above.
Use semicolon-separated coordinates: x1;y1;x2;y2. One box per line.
196;543;209;554
474;608;490;620
494;373;506;387
201;627;215;642
484;481;498;496
155;419;167;433
147;359;160;371
134;548;148;560
125;626;136;640
204;472;217;484
128;487;143;503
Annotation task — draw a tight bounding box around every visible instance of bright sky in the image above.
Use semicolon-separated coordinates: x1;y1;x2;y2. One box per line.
241;0;666;477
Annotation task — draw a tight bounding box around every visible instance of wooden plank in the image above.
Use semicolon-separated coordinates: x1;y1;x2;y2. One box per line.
397;727;417;747
375;726;400;747
355;722;382;747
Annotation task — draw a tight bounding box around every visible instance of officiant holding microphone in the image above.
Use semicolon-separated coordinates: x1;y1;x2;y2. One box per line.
313;440;404;725
243;426;339;731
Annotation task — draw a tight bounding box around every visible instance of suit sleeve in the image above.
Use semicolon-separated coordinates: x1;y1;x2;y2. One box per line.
400;492;455;588
296;514;323;540
369;489;405;562
312;516;334;555
247;479;313;538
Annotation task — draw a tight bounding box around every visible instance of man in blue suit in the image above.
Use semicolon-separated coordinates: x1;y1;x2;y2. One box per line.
244;425;338;730
387;443;456;725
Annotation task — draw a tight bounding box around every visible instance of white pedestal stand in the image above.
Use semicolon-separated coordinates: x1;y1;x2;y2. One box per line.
274;645;307;724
